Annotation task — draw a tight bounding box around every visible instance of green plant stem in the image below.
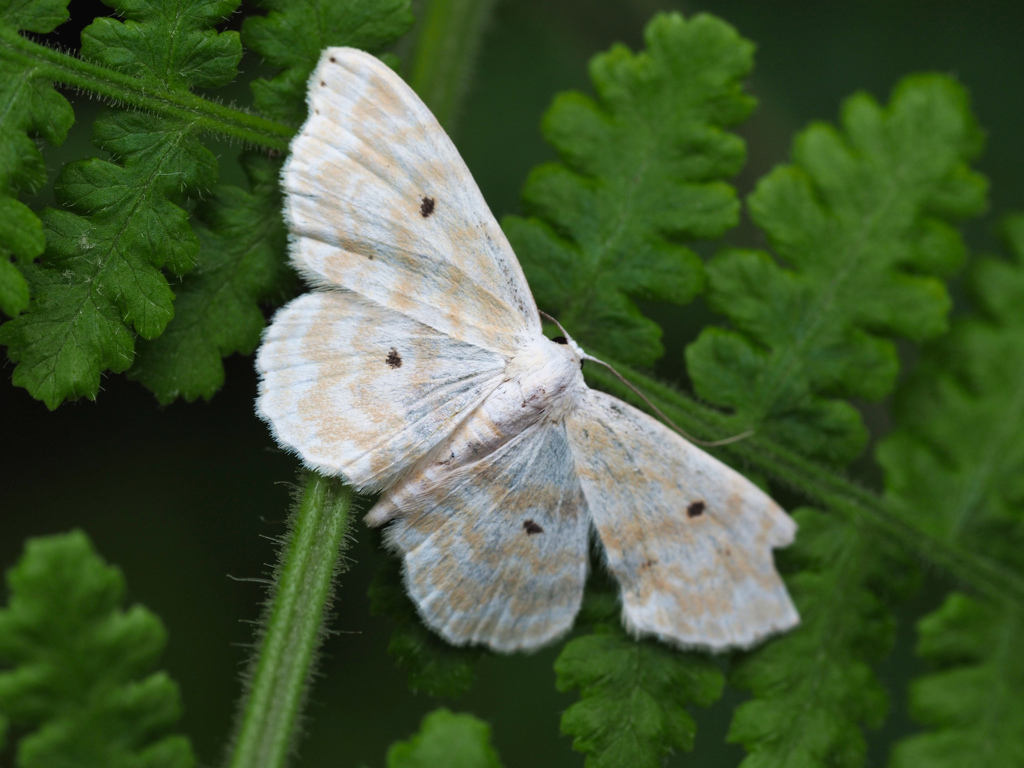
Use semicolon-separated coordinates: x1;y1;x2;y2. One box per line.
405;0;497;131
0;28;294;151
226;473;354;768
586;356;1024;608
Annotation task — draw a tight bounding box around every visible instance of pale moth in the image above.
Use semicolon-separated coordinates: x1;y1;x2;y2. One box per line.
256;47;799;653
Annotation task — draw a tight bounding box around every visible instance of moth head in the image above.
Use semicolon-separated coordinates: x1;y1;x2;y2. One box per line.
549;333;586;369
540;310;587;369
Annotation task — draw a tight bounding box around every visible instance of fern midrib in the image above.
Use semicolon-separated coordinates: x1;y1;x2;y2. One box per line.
751;160;913;421
0;58;34;125
108;119;198;274
776;521;873;765
160;1;184;90
0;27;294;151
92;121;197;312
573;151;655;341
599;640;682;758
34;119;199;388
749;432;1024;606
623;643;651;754
945;355;1024;539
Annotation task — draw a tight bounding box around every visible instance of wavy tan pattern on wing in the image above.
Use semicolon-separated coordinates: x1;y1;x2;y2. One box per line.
282;47;539;356
567;389;798;651
379;420;590;652
256;290;506;491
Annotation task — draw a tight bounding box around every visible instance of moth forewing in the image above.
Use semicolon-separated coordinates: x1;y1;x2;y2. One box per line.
256;45;798;653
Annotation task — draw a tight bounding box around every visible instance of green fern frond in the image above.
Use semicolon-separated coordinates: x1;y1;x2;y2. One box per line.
0;530;193;768
0;0;243;408
0;0;74;318
719;75;992;768
242;0;414;122
879;216;1024;565
129;0;416;403
687;74;988;463
386;709;504;768
498;17;751;764
726;508;916;768
554;596;723;768
128;152;294;402
880;214;1024;767
892;595;1023;768
0;0;69;33
503;12;755;367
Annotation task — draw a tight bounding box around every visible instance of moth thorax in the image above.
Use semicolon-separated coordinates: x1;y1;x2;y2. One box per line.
504;337;586;421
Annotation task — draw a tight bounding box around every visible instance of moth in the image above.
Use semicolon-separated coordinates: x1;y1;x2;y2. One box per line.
256;47;799;652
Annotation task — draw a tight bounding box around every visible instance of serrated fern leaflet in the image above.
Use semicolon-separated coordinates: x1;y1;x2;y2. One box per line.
727;509;915;768
0;0;73;318
503;12;755;367
242;0;414;122
500;18;747;764
0;531;194;768
128;153;294;402
717;75;996;768
880;214;1024;768
554;595;723;768
0;0;416;408
0;0;243;408
686;75;988;464
386;709;504;768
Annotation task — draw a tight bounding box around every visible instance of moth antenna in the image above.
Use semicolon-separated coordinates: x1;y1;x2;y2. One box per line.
538;310;753;448
587;356;754;447
538;309;570;337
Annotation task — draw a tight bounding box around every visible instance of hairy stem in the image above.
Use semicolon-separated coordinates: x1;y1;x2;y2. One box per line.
0;28;294;151
405;0;497;131
586;357;1024;608
226;474;354;768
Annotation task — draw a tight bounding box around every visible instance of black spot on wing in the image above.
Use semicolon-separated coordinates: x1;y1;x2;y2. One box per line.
687;500;706;518
551;336;568;345
523;520;544;535
386;348;402;368
420;196;436;217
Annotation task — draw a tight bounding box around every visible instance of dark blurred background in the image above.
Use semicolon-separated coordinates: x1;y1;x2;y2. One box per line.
3;1;1023;766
